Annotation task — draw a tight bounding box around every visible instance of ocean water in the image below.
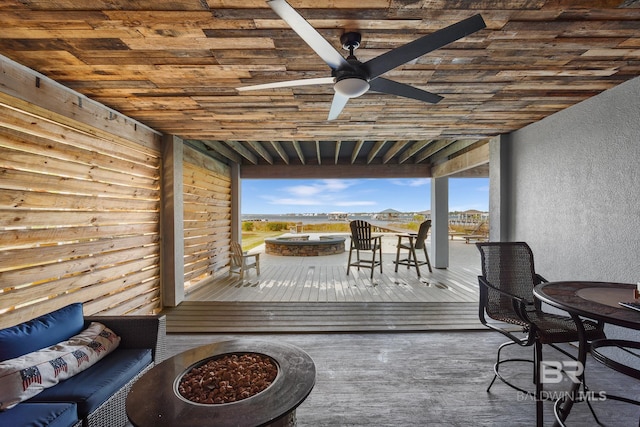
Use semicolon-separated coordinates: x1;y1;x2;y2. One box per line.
241;213;417;224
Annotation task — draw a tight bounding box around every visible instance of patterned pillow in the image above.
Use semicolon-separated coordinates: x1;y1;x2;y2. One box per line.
0;322;120;410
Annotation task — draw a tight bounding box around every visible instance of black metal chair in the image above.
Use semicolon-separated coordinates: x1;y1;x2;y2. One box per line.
347;220;382;279
476;242;606;427
394;220;432;277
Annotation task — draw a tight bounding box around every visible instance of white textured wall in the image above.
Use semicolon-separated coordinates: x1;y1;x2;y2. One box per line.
504;76;640;284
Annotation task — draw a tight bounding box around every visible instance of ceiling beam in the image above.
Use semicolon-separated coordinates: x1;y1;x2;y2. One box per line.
184;139;231;165
430;139;484;163
431;142;489;178
226;141;258;164
248;141;273;165
315;141;321;165
270;141;289;165
241;163;431;179
351;140;364;164
382;141;407;164
367;141;386;164
399;141;431;164
198;140;242;164
292;141;305;165
414;139;453;163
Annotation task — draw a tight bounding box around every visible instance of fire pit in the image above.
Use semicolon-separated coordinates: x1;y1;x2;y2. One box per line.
265;235;345;256
126;340;316;427
177;353;278;405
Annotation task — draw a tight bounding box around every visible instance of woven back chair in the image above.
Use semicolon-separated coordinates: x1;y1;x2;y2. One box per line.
476;242;605;427
394;220;432;277
347;220;383;279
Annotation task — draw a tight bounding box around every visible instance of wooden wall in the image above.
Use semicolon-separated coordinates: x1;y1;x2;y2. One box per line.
0;57;164;328
183;145;232;295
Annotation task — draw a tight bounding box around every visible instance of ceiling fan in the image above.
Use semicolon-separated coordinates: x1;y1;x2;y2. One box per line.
237;0;486;120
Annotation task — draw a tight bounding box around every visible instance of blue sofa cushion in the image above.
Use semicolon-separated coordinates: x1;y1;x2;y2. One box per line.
0;402;79;427
31;348;152;418
0;304;85;362
0;322;121;410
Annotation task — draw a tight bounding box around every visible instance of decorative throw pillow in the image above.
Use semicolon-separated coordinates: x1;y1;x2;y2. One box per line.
0;322;120;410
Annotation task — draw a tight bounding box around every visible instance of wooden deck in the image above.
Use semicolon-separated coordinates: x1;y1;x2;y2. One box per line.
163;234;484;333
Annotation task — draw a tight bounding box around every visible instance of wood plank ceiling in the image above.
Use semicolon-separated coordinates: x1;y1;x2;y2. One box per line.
1;0;639;177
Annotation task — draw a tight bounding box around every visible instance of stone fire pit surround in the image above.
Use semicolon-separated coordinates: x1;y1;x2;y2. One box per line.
264;235;346;256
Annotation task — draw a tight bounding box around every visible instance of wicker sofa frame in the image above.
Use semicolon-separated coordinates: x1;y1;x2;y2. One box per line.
80;314;167;427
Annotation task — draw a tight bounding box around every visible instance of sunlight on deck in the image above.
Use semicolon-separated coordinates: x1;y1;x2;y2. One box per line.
188;234;481;303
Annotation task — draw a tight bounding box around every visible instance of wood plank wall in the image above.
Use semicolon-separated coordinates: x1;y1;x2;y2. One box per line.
0;91;163;328
182;145;232;295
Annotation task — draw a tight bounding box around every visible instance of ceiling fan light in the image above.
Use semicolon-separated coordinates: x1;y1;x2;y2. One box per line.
334;78;370;98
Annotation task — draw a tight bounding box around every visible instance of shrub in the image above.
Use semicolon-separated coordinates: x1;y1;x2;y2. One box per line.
242;221;254;231
266;222;289;231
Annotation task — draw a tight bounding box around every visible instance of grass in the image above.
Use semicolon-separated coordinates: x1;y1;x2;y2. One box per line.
240;222;352;251
240;221;425;251
240;220;487;251
241;231;283;251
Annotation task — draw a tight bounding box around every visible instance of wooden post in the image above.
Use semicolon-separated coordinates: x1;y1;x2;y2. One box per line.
161;135;184;307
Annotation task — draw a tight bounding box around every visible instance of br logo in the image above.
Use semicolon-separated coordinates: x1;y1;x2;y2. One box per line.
541;361;583;384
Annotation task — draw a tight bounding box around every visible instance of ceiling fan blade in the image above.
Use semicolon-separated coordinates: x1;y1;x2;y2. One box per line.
369;78;443;104
364;14;486;79
268;0;348;70
237;77;334;91
327;93;350;120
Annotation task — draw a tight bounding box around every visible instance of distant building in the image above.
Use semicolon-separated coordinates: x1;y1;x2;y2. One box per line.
374;208;401;220
328;212;349;221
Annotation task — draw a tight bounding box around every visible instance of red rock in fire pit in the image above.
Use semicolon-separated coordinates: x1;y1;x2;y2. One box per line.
178;353;278;404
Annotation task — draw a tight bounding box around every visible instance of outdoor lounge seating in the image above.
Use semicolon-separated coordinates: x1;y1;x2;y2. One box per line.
461;220;488;243
347;220;382;279
476;242;605;427
394;220;432;277
229;241;260;280
0;303;166;427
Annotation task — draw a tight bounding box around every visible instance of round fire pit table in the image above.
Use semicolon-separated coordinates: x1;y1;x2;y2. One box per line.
126;339;316;427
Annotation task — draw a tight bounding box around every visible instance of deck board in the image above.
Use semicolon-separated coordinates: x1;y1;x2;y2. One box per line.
165;236;483;332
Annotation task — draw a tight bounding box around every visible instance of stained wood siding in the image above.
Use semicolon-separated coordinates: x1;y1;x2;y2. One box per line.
182;145;232;294
0;94;162;328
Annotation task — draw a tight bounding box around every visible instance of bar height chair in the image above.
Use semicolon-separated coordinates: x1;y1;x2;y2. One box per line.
476;242;605;427
347;220;383;279
394;220;432;277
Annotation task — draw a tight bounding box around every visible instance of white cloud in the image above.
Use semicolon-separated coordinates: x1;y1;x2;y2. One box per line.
390;178;430;187
262;179;374;208
284;179;353;198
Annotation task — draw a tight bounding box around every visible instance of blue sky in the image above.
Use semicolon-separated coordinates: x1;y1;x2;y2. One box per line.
242;178;489;214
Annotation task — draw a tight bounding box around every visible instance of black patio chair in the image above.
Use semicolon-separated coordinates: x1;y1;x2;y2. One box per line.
347;220;383;279
476;242;605;427
394;219;432;277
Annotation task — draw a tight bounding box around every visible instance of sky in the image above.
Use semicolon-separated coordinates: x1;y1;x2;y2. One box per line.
242;177;489;214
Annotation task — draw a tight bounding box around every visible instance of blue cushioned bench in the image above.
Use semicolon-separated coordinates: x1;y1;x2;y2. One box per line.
0;303;166;427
